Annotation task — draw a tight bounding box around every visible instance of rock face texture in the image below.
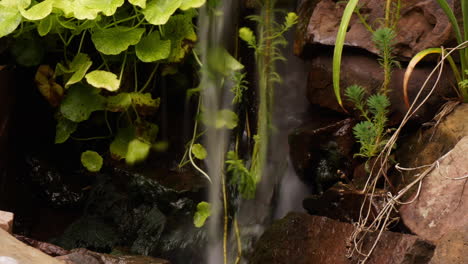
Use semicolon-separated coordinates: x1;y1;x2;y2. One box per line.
306;54;455;124
400;136;468;243
250;213;434;264
0;228;65;264
430;226;468;264
0;211;13;234
295;0;457;59
56;248;170;264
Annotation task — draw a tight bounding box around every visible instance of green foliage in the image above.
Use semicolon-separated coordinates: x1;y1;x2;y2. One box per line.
372;27;398;94
60;84;106;122
193;201;211;228
226;151;256;199
191;143;207;160
136;31;171;63
81;150;104;172
345;85;391;159
85;70;121;92
55;116;78;144
91;27;145;55
239;3;298;192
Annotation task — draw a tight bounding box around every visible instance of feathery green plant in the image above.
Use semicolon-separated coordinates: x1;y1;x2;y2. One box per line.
239;1;297;193
346;85;391;159
372;27;398;94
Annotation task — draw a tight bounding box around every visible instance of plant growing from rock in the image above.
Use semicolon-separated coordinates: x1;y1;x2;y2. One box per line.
0;0;207;171
403;0;468;104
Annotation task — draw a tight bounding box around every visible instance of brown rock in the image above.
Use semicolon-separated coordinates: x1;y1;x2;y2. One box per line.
303;183;388;223
0;210;13;234
295;0;457;59
399;136;468;243
289;117;355;193
250;213;434;264
14;235;70;256
57;248;170;264
0;228;65;264
430;226;468;264
306;53;455;124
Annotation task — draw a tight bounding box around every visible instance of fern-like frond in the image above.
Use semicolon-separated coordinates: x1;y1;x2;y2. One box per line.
367;93;390;116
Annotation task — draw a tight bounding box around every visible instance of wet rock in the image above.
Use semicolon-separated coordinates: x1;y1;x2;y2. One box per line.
56;248;170;264
430;225;468;264
295;0;457;59
52;167;206;264
26;156;87;208
15;235;70;256
303;183;387;223
306;54;455;124
399;136;468;243
250;213;434;264
289;117;355;193
0;211;13;233
0;228;64;264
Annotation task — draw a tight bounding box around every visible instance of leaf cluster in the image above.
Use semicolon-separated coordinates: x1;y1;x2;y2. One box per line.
346;85;391;159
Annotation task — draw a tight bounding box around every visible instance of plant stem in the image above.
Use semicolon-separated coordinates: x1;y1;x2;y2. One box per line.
139;64;159;92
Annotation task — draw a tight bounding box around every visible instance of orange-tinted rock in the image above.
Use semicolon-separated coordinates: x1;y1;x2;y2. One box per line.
251;213;434;264
295;0;457;60
306;54;455;124
0;210;13;234
400;136;468;243
430;225;468;264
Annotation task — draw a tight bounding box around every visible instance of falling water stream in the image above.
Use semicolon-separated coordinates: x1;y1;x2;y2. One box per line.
196;1;310;263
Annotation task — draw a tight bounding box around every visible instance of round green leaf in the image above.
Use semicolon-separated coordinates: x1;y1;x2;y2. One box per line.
37;14;54;36
86;70;120;91
0;6;22;38
1;0;31;8
60;84;106;122
91;27;145;55
179;0;205;10
110;126;135;160
193;201;211;228
135;31;171;63
19;0;53;21
142;0;182;25
191;143;207;160
80;0;124;16
126;139;151;165
81;150;103;172
129;0;146;8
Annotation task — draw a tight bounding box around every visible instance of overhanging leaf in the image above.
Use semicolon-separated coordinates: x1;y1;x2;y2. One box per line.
163;13;197;62
86;70;120;91
135;120;158;143
0;6;22;38
135;31;171;62
81;150;103;172
179;0;205;10
142;0;182;25
60;84;106;122
191;143;207;160
208;47;244;76
37;14;54;36
126;139;151;165
129;0;146;8
110;126;135;160
35;65;64;107
130;92;160;115
80;0;124;16
55;116;77;143
19;0;53;20
91;26;145;55
65;53;93;87
193;201;211;228
107;93;132;112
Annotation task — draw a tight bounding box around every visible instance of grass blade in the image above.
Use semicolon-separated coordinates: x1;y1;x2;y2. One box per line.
333;0;359;109
403;48;461;107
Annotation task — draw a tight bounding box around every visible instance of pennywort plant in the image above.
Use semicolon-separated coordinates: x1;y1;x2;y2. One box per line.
0;0;207;171
403;0;468;104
